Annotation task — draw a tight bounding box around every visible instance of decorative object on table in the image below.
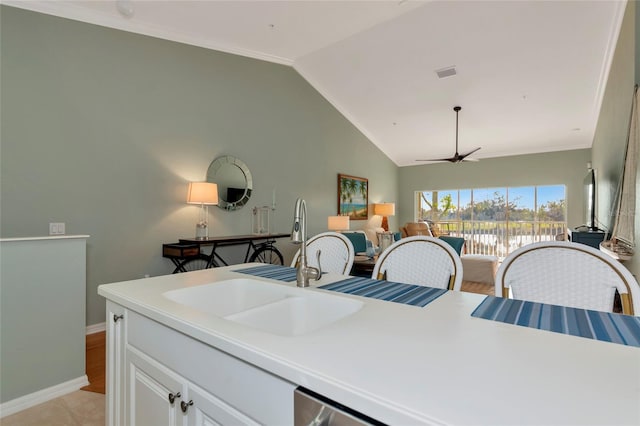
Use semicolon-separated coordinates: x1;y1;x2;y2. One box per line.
373;202;395;231
327;215;350;231
252;206;271;235
600;84;638;260
415;105;481;163
206;155;252;211
376;232;394;253
337;174;368;220
186;182;218;240
365;240;375;258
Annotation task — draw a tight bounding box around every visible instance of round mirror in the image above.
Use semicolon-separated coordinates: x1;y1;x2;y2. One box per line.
207;155;252;211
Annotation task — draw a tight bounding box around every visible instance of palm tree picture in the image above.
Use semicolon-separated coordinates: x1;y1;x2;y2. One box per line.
338;174;368;220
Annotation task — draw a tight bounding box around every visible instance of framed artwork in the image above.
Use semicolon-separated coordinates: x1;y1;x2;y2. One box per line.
338;174;368;220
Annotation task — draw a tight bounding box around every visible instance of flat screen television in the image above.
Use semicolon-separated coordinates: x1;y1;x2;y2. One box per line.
584;168;598;231
226;187;245;203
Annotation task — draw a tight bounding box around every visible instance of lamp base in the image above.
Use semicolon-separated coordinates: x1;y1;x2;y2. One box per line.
381;216;389;232
195;222;208;240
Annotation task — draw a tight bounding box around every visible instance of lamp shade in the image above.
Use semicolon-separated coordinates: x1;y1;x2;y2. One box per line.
187;182;219;205
374;203;395;216
328;215;350;231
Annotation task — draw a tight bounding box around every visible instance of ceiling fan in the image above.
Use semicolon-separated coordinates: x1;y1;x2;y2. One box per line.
416;106;481;163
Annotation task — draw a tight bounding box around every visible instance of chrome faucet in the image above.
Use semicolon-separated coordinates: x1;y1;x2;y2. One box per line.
291;198;321;287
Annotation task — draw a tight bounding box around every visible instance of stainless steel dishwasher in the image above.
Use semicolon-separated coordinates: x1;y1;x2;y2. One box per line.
294;387;386;426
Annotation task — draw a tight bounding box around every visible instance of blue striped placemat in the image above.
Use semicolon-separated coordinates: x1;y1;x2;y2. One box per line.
471;296;640;347
234;264;298;282
319;277;448;308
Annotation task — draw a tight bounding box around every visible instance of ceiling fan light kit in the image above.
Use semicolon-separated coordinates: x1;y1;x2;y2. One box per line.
417;105;481;163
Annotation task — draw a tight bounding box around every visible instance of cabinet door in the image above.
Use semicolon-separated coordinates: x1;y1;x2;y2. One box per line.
186;381;260;426
126;346;187;426
106;301;126;426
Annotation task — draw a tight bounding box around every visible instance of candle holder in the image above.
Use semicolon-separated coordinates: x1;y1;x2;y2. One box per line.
252;206;271;235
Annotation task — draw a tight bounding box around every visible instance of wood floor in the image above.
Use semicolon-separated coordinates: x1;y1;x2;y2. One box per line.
79;281;493;397
81;331;106;394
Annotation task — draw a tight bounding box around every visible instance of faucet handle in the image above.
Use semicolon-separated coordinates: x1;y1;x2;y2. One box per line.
315;249;322;277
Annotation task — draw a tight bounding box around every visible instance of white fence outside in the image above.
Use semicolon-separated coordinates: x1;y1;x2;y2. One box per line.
435;220;567;259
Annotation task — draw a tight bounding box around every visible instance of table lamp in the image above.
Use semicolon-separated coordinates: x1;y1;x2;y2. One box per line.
374;202;395;232
187;182;218;240
328;215;350;231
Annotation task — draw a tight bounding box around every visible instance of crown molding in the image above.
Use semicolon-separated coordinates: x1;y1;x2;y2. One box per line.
1;0;294;66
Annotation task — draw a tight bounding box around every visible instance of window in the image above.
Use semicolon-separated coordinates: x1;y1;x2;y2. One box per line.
416;185;566;258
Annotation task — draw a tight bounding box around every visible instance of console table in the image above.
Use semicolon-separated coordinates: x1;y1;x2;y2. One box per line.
163;233;290;273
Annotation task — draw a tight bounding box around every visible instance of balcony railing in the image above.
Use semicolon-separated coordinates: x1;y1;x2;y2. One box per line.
433;220;567;259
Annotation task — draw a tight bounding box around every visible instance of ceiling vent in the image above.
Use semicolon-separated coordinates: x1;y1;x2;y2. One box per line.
436;66;457;79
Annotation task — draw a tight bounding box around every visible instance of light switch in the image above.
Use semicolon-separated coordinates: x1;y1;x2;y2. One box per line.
49;223;66;235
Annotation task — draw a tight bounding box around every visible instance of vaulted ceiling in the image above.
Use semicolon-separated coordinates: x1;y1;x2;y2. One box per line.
6;0;626;166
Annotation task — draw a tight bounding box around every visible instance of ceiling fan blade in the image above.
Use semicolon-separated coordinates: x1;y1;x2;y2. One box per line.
458;147;481;161
415;157;457;162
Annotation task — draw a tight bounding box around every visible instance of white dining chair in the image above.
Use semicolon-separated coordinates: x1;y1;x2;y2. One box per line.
291;231;355;275
495;241;640;315
371;236;463;290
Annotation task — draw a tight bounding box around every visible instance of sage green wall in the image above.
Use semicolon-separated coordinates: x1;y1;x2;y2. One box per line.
591;0;638;278
1;238;86;404
398;149;591;230
0;6;398;326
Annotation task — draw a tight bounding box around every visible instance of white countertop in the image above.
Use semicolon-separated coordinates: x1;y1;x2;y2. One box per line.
98;264;640;425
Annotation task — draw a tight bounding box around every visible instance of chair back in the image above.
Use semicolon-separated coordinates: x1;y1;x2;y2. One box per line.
401;222;433;238
291;232;355;275
495;241;640;315
342;231;367;254
371;236;463;290
438;236;465;255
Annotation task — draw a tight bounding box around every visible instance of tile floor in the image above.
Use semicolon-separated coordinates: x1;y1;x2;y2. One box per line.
1;390;104;425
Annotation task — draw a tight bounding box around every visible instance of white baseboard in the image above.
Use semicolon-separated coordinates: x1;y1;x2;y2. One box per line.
86;322;106;335
0;375;89;418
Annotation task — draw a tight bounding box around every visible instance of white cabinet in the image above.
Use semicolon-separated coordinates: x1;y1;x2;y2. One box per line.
126;345;258;426
127;346;186;426
106;302;294;425
186;381;259;426
106;301;126;426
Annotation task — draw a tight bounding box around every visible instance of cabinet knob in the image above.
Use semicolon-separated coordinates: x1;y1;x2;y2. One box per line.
113;314;124;323
180;400;194;413
168;392;181;404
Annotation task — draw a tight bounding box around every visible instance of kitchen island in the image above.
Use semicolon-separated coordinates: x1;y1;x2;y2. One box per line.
98;264;640;425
